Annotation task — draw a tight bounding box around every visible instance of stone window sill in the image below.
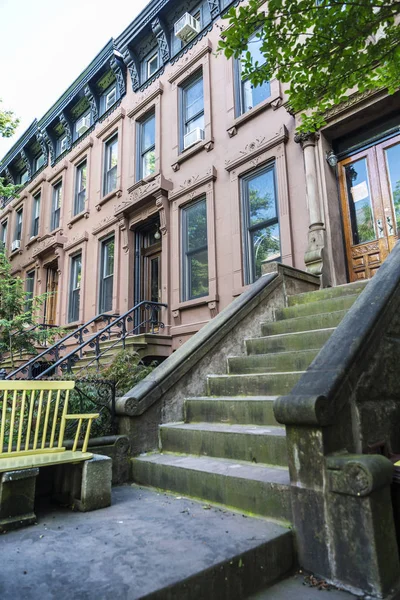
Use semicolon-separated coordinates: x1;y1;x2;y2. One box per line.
96;188;122;210
26;235;40;248
172;138;214;171
67;211;90;229
227;95;282;137
172;293;218;312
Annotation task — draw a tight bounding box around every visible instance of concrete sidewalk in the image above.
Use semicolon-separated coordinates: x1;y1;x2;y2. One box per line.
0;484;358;600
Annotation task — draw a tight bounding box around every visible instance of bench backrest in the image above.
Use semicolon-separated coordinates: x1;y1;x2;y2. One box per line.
0;381;75;457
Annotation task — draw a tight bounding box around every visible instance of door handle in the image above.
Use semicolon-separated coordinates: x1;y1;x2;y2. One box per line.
376;219;385;238
386;215;394;235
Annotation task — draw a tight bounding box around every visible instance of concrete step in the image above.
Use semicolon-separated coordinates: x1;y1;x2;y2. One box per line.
261;310;347;336
131;453;292;521
184;396;279;426
246;328;334;355
207;371;303;397
249;573;358;599
160;422;288;466
275;293;358;321
288;280;368;306
228;349;318;374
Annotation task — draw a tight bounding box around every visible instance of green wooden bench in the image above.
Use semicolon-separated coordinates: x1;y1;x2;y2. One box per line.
0;381;112;530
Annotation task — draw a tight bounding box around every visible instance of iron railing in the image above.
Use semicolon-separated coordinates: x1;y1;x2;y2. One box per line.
6;312;119;379
36;301;166;379
65;378;117;438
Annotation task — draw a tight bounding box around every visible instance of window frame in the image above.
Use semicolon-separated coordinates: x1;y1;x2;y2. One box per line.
25;270;35;313
31;193;41;238
104;85;117;113
98;235;115;313
15;208;23;242
74;160;87;216
1;220;8;248
179;70;205;153
68;253;82;323
235;31;271;117
51;181;62;231
34;153;46;172
103;134;118;196
181;196;209;302
137;111;156;181
240;163;281;285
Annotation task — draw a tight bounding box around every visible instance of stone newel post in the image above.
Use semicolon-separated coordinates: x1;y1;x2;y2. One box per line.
295;132;328;281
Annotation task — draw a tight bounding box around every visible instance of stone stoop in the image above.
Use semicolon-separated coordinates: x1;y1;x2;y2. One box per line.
131;280;368;597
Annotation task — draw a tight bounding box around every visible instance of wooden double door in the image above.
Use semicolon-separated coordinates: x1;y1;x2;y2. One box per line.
339;134;400;281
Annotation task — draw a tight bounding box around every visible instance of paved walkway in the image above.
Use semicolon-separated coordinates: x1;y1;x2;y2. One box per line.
0;484;291;600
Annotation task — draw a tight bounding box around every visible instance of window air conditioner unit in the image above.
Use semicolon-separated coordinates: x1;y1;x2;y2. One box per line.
174;13;200;42
184;127;205;150
76;114;90;136
11;240;21;252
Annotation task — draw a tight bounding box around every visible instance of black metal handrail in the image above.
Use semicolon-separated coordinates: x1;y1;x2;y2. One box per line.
6;312;118;380
35;301;167;379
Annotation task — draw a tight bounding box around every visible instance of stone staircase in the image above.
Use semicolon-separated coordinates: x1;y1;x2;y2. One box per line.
131;280;368;593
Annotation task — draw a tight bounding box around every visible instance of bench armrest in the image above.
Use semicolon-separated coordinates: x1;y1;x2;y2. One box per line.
63;413;100;452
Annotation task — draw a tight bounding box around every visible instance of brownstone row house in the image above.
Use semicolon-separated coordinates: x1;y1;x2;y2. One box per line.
1;0;399;355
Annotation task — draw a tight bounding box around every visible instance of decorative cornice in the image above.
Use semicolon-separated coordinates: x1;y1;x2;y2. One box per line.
47;160;68;185
294;131;320;148
64;231;89;252
169;166;217;201
115;174;172;216
4;167;14;185
32;232;67;258
40;129;55;164
95;107;126;139
127;82;163;119
69;137;94;164
20;149;32;179
26;173;46;195
324;89;385;121
151;17;170;64
123;49;140;92
207;0;219;19
92;215;119;235
84;84;98;123
110;55;126;97
225;126;289;172
168;39;212;84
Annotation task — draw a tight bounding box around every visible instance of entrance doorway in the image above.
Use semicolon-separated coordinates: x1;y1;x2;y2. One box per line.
134;220;162;331
44;264;59;325
338;134;400;281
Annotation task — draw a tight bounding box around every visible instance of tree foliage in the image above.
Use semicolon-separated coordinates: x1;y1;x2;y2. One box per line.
0;99;21;202
218;0;400;132
0;250;63;368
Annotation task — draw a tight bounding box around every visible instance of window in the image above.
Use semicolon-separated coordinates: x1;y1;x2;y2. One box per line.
241;165;281;284
51;182;62;231
180;72;204;151
137;113;155;180
15;209;23;242
75;112;91;138
1;220;7;249
68;253;82;323
146;52;159;79
18;170;29;185
74;161;87;216
99;236;114;313
25;270;35;313
31;194;40;238
34;154;46;172
57;135;68;156
105;86;117;112
103;135;118;196
237;32;270;115
181;197;208;301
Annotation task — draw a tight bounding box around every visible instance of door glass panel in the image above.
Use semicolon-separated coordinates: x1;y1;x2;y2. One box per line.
248;169;277;226
150;257;159;303
344;158;376;245
251;223;281;280
384;143;400;234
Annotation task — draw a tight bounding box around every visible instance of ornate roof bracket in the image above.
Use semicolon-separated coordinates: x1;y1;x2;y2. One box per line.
84;84;98;122
20;149;32;179
36;131;49;163
4;167;14;185
110;55;126;97
151;17;170;65
123;48;140;92
40;128;55;165
207;0;219;20
59;112;72;150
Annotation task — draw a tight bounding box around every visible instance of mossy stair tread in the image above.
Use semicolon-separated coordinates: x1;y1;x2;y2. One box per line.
245;328;335;355
134;453;291;486
186;396;279;402
160;422;286;436
287;280;368;306
261;310;348;335
275;293;358;320
228;349;318;373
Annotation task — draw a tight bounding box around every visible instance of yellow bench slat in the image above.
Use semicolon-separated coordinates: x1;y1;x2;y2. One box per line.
0;381;75;391
64;413;100;420
0;450;93;472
